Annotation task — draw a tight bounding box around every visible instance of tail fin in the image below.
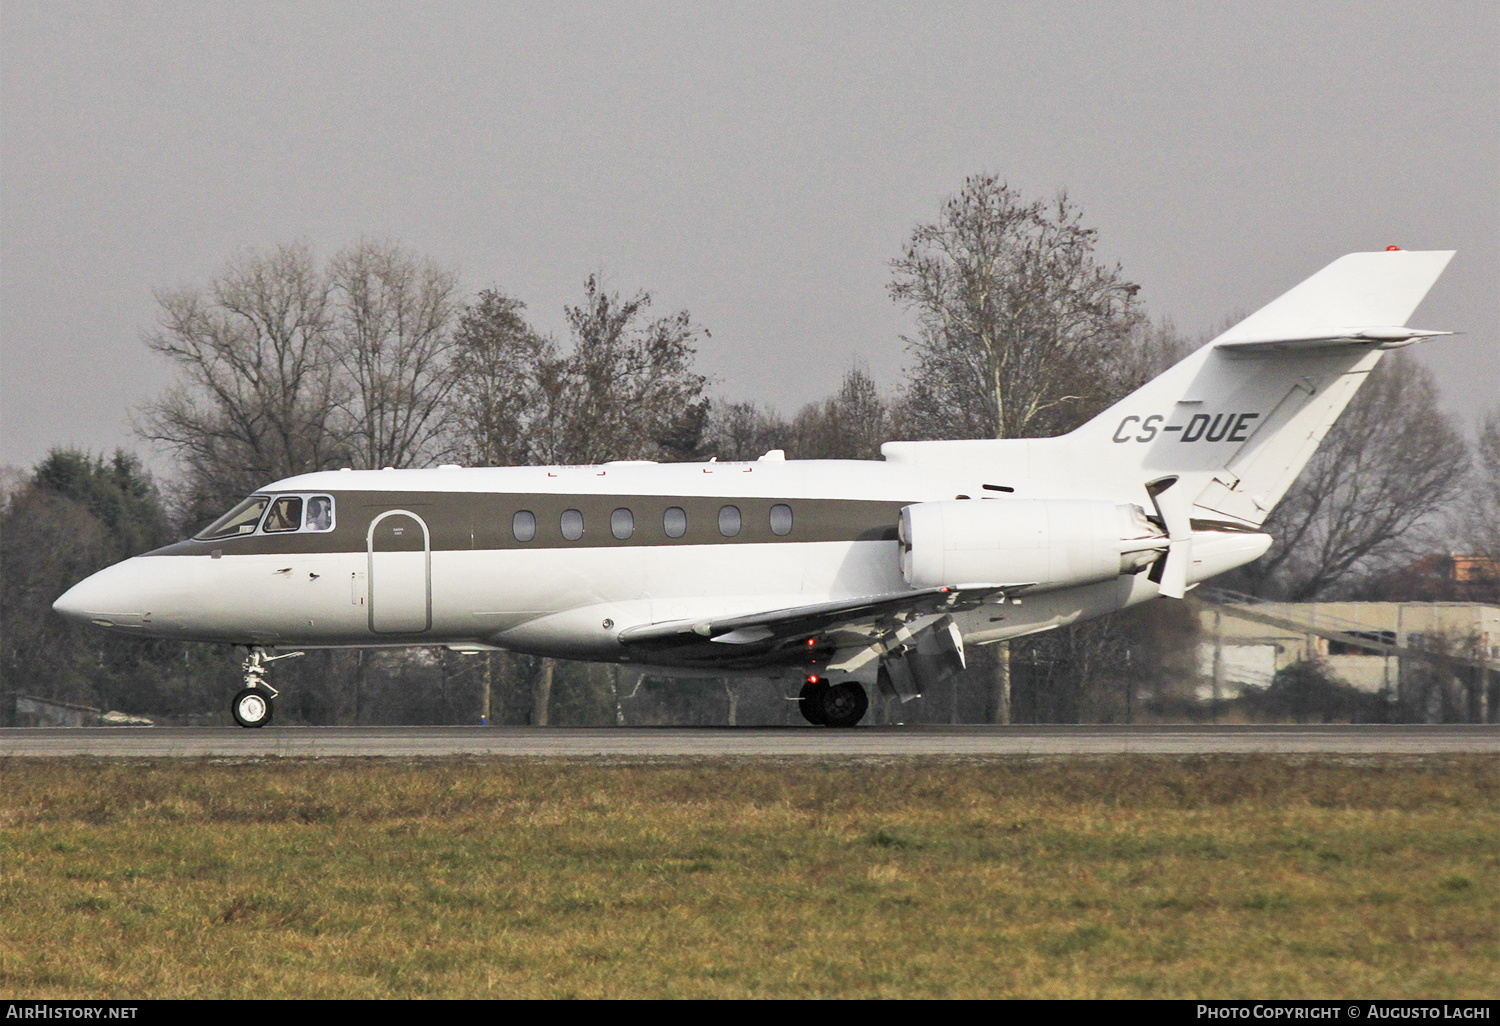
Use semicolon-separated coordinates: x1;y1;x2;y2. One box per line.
1069;249;1455;528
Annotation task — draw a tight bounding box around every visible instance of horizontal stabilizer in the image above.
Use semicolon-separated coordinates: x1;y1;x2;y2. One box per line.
1213;249;1455;346
1216;327;1452;355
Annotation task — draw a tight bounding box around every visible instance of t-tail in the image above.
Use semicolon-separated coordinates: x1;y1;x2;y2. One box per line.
882;248;1455;598
1069;248;1454;594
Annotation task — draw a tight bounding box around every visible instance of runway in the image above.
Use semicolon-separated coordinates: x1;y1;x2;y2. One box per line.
1;724;1495;758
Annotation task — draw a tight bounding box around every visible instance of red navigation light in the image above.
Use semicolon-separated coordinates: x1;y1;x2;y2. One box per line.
806;675;820;685
806;638;816;646
1386;245;1401;251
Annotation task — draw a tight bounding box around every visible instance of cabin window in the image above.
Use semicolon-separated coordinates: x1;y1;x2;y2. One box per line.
663;506;687;538
560;508;584;541
513;510;536;543
770;503;793;536
196;495;269;540
611;508;634;540
718;505;742;538
304;495;334;532
263;496;304;533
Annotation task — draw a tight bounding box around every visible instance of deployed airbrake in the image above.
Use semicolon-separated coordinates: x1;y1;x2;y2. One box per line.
53;249;1456;727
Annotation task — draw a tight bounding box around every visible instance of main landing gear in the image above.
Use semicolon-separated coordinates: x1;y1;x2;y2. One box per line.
231;647;303;728
798;676;869;729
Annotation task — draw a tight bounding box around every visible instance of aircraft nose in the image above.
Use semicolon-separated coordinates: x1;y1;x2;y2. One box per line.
52;559;144;627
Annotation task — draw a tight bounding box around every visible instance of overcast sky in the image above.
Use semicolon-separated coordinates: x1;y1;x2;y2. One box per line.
3;1;1496;479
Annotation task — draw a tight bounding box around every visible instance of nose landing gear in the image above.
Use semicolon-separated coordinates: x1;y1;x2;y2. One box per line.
231;647;304;728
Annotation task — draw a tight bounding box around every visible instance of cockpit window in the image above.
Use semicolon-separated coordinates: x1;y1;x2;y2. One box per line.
304;495;334;532
263;496;304;533
194;493;336;540
196;495;270;540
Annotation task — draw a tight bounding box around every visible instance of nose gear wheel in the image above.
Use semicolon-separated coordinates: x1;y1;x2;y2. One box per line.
232;687;273;728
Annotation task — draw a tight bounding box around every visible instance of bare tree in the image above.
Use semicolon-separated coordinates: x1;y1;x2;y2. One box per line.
448;276;708;468
789;365;891;460
545;276;710;465
1226;356;1471;601
140;243;345;525
1464;410;1500;562
703;367;896;462
449;288;555;466
1112;315;1190;397
889;174;1145;442
702;400;794;462
328;239;463;469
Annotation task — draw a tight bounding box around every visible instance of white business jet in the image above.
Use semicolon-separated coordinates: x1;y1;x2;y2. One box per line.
54;249;1455;727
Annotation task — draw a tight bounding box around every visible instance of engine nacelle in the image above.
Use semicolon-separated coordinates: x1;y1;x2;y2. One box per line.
898;499;1166;592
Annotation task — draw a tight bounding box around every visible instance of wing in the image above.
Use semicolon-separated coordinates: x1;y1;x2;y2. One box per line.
616;583;1028;670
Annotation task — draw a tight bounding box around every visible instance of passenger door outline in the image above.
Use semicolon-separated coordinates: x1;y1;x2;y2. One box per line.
367;509;432;634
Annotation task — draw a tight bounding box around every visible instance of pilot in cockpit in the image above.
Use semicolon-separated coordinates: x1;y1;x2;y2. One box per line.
305;496;333;532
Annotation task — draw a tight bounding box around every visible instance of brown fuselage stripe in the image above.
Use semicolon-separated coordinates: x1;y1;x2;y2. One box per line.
146;491;909;557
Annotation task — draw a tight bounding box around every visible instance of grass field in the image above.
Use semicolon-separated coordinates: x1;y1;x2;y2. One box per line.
0;755;1494;998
